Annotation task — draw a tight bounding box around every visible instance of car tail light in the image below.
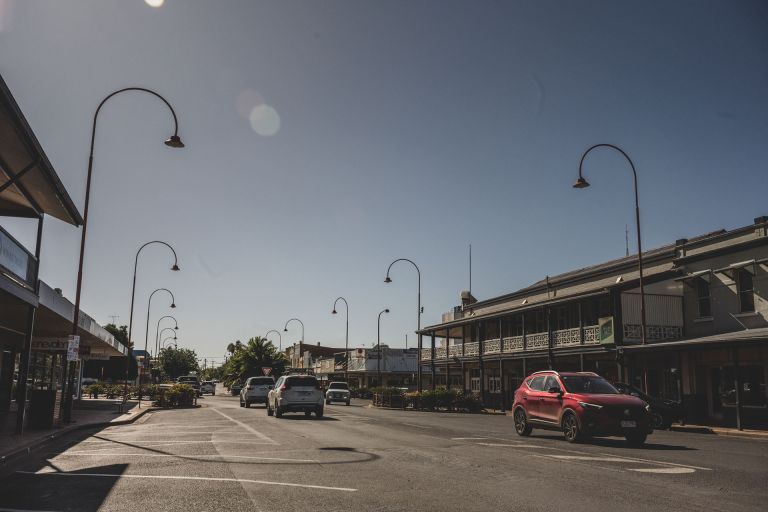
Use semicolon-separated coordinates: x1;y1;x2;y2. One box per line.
280;384;290;391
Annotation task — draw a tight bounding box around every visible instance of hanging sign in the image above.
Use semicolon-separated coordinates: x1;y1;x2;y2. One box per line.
67;335;80;361
262;367;272;376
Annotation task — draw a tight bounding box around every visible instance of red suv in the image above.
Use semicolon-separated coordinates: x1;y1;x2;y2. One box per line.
512;371;653;446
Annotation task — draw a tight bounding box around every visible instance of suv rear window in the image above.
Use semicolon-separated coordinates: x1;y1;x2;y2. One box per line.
251;377;274;385
286;376;318;387
328;382;349;390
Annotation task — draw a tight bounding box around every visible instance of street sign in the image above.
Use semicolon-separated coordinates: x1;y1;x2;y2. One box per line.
599;317;615;344
67;335;80;361
262;367;272;376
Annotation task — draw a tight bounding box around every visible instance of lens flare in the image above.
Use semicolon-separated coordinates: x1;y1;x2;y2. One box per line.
249;104;281;136
145;0;164;8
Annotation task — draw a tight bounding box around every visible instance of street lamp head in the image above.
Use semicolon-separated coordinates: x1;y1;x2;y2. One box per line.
384;308;390;313
171;264;180;271
573;176;590;189
332;309;337;315
174;326;178;330
164;134;185;148
384;276;392;283
170;303;176;309
283;328;288;332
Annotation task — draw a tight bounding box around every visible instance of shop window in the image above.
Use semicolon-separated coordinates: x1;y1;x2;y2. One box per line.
469;369;480;392
718;365;766;408
696;277;712;318
736;269;755;313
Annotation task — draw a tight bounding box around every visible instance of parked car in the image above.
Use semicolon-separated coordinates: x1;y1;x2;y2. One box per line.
267;374;324;418
325;381;351;405
614;382;682;429
512;371;653;446
177;375;201;397
229;382;243;396
240;376;275;408
200;381;216;395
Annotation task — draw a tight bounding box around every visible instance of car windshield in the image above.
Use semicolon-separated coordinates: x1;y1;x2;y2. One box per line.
561;376;618;394
287;376;318;387
328;383;348;390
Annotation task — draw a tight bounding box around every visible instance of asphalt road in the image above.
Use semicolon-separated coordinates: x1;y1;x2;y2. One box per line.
1;386;766;512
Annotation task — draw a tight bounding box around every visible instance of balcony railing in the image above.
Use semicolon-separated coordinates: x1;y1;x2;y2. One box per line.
464;341;479;357
435;346;447;358
448;345;461;357
421;348;432;361
552;327;580;347
483;338;501;354
584;325;600;344
527;332;549;350
623;324;683;342
503;336;524;351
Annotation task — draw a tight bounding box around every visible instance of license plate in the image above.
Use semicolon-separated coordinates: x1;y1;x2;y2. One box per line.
299;391;311;396
620;420;637;428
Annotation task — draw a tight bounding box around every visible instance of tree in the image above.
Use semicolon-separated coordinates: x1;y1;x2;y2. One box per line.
221;337;286;388
157;347;199;380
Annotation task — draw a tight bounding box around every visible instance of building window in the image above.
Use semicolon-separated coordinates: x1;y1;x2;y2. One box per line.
736;268;755;313
696;277;712;318
470;369;480;392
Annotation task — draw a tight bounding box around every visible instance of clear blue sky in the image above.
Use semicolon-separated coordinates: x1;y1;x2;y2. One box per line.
1;1;766;362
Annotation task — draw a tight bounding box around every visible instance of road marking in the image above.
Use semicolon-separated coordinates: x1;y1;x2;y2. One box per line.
80;440;275;446
401;423;432;429
628;467;697;474
545;455;634;463
17;471;356;492
210;407;278;445
451;437;489;440
595;452;712;471
475;442;545;449
52;452;318;463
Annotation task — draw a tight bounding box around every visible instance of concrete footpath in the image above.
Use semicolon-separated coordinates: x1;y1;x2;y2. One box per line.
0;399;153;467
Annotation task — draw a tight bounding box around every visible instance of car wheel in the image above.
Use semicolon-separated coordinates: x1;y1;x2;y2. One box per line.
245;401;251;408
305;411;312;417
212;392;215;396
513;407;533;436
625;433;647;446
651;411;665;429
326;399;331;405
346;400;350;406
562;411;581;443
316;408;324;418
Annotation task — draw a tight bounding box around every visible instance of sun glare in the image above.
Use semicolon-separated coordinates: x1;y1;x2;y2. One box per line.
249;104;281;136
145;0;164;8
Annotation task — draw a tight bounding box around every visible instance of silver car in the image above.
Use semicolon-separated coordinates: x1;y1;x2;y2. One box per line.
325;381;351;405
240;376;275;408
267;374;324;418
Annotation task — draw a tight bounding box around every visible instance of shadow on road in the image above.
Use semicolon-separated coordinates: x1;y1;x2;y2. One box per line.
531;433;697;451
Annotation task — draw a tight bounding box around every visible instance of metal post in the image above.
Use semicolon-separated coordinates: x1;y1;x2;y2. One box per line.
15;215;43;433
417;334;423;393
478;323;485;405
430;334;436;391
733;347;743;431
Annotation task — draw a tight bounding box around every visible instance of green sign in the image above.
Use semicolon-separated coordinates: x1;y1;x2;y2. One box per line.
599;317;614;344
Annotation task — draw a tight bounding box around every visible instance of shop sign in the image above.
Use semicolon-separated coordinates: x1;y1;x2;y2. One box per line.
0;229;29;282
67;335;80;361
32;338;91;355
599;317;614;344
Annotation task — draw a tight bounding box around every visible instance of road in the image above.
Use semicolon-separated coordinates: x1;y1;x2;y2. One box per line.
1;387;766;512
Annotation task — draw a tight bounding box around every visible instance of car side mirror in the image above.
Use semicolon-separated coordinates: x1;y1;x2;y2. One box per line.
548;386;562;395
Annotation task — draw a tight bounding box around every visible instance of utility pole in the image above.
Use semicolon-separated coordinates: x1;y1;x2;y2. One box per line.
109;314;120;325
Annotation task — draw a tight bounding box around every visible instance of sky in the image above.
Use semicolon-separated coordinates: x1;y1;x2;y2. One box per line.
1;0;767;365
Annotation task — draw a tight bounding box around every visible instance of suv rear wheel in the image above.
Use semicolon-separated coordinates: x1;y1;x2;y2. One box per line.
513;408;532;436
625;432;647;446
562;411;582;443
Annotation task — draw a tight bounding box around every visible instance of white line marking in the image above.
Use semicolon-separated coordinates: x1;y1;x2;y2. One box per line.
545;455;634;463
401;423;432;429
628;467;697;474
52;452;317;462
595;452;712;471
210;408;278;445
451;437;489;440
17;471;356;492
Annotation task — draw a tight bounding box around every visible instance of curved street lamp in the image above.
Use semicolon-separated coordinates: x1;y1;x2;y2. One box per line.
157;327;177;352
284;318;305;368
264;329;282;351
139;288;175;404
385;258;422;391
573;143;646;346
162;336;178;349
154;315;179;357
377;308;390;387
332;297;349;382
65;87;184;422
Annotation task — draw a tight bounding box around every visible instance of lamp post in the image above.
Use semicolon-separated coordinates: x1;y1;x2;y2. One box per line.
157;327;177;354
124;241;180;400
284;318;305;368
64;87;184;423
154;315;179;357
332;297;349;382
264;329;282;351
162;336;178;349
377;308;390;387
140;288;175;405
573;143;646;346
384;258;422;391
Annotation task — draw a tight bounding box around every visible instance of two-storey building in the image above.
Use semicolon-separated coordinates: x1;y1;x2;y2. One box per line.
417;216;767;428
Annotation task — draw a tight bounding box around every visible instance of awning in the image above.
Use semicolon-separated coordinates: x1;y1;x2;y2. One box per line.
714;260;756;276
673;269;711;282
0;74;82;225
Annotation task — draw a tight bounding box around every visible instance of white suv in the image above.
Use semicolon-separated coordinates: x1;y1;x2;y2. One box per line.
267;374;324;418
240;376;275;408
325;382;351;405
